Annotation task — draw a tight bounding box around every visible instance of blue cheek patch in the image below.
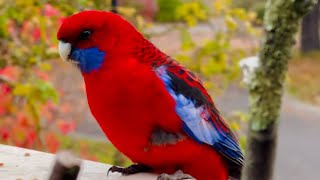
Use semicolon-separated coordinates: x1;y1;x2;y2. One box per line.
70;47;106;73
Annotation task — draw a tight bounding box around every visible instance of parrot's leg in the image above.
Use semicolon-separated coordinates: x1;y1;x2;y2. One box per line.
107;164;151;176
157;170;195;180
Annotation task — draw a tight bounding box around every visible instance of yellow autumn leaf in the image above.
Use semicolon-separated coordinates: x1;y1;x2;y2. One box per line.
248;11;257;21
186;16;197;27
13;83;32;96
39;62;52;71
225;16;237;31
213;0;231;15
176;1;207;27
118;6;136;17
203;81;213;89
232;8;247;20
136;15;145;29
230;122;240;131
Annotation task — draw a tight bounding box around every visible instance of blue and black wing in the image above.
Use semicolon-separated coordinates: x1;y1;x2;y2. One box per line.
154;60;244;167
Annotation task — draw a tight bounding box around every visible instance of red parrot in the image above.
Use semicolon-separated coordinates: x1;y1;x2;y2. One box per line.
57;11;244;180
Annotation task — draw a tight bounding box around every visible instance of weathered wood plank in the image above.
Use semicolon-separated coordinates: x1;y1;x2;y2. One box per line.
0;144;157;180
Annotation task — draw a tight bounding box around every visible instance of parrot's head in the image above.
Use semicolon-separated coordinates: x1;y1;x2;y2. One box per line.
57;10;143;73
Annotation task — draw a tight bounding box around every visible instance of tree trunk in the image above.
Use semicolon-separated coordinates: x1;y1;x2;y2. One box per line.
301;0;320;53
111;0;118;14
241;1;317;180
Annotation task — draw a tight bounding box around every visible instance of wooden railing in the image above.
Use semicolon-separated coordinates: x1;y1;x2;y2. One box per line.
0;144;157;180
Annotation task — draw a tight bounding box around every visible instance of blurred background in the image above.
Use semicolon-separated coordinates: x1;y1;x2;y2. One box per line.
0;0;319;179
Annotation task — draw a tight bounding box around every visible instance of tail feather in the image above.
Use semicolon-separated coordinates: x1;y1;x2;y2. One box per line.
226;158;243;180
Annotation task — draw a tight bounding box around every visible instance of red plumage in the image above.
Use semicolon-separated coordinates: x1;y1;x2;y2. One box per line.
57;11;242;180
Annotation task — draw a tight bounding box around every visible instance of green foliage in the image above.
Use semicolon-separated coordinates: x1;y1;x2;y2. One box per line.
180;29;196;50
13;80;58;104
156;0;207;24
155;0;182;22
176;1;208;26
174;0;258;90
234;0;266;22
59;135;131;166
226;111;249;152
0;0;64;151
0;0;113;156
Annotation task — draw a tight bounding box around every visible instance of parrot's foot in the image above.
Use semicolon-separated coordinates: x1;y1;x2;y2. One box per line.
107;164;151;176
157;170;195;180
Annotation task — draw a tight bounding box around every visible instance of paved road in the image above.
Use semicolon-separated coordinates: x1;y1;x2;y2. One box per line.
275;97;320;179
217;85;320;180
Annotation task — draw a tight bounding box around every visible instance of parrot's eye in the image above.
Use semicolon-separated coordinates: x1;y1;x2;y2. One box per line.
79;30;92;40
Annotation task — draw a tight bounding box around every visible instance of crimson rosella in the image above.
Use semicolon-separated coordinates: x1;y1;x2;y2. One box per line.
57;11;244;180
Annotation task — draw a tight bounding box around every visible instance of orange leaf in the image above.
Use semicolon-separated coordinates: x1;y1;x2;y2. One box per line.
57;120;76;135
0;66;19;81
45;133;60;153
35;70;49;80
17;113;31;128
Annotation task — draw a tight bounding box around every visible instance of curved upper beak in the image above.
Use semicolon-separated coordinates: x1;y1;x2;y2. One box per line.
58;41;71;61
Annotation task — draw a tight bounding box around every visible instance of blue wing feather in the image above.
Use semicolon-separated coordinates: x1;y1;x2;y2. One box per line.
155;65;244;165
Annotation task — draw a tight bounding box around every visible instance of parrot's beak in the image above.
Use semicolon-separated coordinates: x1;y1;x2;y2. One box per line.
58;41;71;61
